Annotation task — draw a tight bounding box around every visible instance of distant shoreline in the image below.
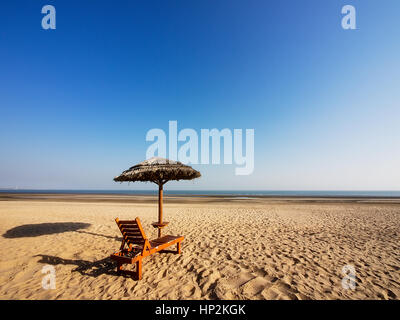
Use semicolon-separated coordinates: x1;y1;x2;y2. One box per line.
1;189;400;198
1;191;400;205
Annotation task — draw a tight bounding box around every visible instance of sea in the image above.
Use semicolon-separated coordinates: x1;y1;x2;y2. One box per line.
1;189;400;198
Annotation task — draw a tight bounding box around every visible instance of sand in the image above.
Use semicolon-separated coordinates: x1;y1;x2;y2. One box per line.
0;194;399;300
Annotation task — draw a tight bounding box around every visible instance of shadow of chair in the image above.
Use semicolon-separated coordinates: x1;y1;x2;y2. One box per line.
35;254;128;278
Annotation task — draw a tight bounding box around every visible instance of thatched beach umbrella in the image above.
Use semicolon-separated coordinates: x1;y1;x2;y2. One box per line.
114;157;201;237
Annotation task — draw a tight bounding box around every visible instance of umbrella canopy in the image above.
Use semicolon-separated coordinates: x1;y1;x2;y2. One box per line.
114;157;201;185
114;157;201;237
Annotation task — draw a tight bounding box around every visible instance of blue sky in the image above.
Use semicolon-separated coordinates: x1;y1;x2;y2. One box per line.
0;0;399;190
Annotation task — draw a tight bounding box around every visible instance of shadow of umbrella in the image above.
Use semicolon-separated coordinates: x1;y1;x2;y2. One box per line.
2;222;91;238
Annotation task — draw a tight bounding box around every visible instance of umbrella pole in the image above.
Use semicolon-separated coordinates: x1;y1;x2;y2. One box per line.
158;183;163;238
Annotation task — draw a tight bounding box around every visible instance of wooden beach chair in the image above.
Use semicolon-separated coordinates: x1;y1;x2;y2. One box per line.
110;217;184;280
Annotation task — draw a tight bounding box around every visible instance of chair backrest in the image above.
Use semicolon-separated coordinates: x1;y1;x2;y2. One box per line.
115;217;148;249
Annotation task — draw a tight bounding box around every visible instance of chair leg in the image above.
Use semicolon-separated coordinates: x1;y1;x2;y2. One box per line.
136;259;142;280
177;241;181;254
117;262;123;274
